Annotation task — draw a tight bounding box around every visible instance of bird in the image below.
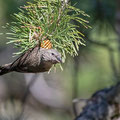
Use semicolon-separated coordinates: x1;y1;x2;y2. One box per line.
0;46;62;75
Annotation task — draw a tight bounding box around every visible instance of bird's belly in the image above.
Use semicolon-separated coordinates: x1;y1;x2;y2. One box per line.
15;62;53;73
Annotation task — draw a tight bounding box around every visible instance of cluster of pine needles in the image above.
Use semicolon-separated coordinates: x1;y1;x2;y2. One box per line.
4;0;90;61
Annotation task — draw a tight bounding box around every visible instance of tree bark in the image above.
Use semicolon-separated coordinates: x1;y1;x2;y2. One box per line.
74;82;120;120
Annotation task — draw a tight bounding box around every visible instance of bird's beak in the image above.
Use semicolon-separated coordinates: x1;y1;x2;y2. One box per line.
56;56;62;63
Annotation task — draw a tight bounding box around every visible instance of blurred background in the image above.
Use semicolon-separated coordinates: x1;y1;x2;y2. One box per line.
0;0;119;120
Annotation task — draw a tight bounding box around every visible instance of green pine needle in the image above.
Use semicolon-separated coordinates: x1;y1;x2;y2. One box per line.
4;0;91;60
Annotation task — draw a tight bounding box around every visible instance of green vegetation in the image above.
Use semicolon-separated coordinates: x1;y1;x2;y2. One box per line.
4;0;90;60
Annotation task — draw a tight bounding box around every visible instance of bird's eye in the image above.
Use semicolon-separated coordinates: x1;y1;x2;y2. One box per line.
51;53;54;55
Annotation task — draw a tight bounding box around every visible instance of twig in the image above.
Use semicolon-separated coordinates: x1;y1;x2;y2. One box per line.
108;48;119;81
73;98;88;117
87;39;119;81
16;74;38;120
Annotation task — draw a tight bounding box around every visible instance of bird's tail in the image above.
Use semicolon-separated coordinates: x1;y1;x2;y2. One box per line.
0;63;12;75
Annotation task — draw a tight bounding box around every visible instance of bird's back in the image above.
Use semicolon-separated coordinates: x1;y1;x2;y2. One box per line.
11;47;42;73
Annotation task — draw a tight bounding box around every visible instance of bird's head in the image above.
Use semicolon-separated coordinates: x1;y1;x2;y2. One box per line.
41;48;62;64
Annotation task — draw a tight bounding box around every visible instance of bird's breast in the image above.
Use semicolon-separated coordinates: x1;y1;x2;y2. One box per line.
39;61;53;72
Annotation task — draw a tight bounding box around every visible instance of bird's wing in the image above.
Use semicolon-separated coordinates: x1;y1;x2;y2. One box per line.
10;47;37;70
10;46;42;71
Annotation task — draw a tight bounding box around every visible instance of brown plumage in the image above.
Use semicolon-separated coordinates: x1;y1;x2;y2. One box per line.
0;46;62;75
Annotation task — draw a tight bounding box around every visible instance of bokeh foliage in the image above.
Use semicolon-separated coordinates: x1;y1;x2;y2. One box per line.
0;0;118;113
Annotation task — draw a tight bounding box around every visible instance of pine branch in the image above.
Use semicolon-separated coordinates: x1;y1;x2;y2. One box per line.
3;0;90;61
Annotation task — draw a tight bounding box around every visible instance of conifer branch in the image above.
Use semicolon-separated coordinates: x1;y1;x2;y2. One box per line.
4;0;90;61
